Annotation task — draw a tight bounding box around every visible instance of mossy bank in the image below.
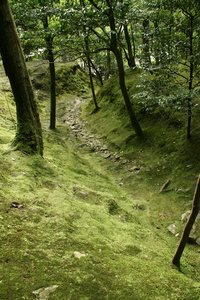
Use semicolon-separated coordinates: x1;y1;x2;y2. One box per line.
1;62;200;299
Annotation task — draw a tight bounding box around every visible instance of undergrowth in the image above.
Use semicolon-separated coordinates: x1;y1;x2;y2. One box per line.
0;63;200;299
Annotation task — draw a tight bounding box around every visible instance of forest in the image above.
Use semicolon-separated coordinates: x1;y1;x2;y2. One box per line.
1;0;200;299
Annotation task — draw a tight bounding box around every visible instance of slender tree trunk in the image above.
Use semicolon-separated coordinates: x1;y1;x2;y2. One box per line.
124;24;136;68
187;16;194;139
48;45;56;130
106;0;143;136
172;176;200;266
0;0;43;155
141;19;151;66
153;20;160;66
130;24;136;60
104;50;111;81
89;58;103;87
84;33;99;111
42;15;56;129
115;48;143;136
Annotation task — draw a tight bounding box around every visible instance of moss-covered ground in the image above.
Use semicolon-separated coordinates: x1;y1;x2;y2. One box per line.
1;62;200;299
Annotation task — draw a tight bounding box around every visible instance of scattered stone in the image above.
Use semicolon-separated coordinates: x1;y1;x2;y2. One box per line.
74;251;86;259
168;224;176;234
101;153;111;159
77;191;87;197
196;212;200;220
196;238;200;245
181;210;191;221
10;202;23;209
185;200;193;207
32;285;59;299
101;146;108;151
129;166;140;171
121;160;128;165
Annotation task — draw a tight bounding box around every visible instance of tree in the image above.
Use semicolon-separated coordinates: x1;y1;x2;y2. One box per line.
11;0;62;130
172;175;200;266
0;0;43;155
88;0;143;136
136;0;200;139
41;9;57;129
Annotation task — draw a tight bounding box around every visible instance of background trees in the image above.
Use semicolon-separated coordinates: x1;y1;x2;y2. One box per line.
6;0;200;140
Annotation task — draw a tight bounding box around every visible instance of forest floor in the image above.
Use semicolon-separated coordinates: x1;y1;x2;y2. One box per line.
1;62;200;299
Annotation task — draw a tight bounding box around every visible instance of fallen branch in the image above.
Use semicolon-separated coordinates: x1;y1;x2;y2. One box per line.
159;179;170;193
172;175;200;266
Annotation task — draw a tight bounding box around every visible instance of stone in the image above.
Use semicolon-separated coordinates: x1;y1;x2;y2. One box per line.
121;160;128;165
181;210;191;221
196;238;200;245
168;224;176;234
101;153;111;159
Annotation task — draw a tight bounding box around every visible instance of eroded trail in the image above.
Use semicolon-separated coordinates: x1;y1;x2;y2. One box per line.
62;95;141;168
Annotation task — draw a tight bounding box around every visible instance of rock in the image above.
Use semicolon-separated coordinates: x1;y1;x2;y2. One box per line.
101;153;111;159
181;210;191;221
168;224;176;234
187;235;197;244
196;212;200;220
101;146;108;151
74;251;86;259
77;191;87;197
196;238;200;245
32;285;59;299
129;166;140;171
121;160;128;165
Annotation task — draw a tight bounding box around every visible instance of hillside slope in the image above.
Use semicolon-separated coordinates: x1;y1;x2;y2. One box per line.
0;63;200;299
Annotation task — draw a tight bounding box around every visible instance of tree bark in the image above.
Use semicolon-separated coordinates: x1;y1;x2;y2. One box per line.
42;15;56;130
85;35;99;111
141;19;151;66
172;176;200;266
104;50;111;81
0;0;43;155
124;24;136;68
187;15;194;140
107;0;143;136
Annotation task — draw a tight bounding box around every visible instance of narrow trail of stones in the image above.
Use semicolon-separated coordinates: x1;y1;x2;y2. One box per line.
62;96;141;172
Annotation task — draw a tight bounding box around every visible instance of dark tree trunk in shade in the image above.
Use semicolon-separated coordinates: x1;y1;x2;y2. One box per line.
106;0;143;136
42;15;56;130
172;176;200;266
0;0;43;155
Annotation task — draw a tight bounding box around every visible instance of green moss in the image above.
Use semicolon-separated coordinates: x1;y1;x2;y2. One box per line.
1;64;200;299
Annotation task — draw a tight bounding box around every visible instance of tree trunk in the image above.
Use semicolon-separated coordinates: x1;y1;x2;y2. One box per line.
124;24;136;68
48;45;56;130
84;34;99;111
89;58;103;87
0;0;43;155
172;176;200;266
115;48;143;136
141;19;151;67
187;16;194;140
104;50;111;81
106;0;143;136
42;15;56;129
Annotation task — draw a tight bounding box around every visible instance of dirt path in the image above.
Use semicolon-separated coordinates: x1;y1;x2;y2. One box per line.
62;96;129;164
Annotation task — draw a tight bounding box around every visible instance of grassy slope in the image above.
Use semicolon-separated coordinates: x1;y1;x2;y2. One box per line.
0;63;200;299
